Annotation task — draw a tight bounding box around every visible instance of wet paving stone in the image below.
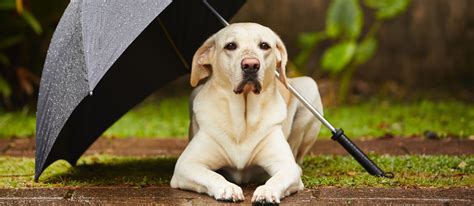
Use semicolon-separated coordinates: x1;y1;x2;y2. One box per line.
0;187;472;205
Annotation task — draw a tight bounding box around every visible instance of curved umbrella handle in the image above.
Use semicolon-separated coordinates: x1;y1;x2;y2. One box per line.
332;129;394;178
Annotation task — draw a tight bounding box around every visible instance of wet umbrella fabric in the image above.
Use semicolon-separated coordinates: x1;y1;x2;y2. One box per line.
35;0;245;180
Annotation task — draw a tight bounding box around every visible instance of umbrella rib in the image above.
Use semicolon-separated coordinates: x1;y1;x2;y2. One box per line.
156;17;190;70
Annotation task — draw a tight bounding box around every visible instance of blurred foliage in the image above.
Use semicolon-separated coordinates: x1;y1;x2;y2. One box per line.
326;0;363;39
292;0;411;104
321;40;357;73
364;0;411;19
0;0;68;110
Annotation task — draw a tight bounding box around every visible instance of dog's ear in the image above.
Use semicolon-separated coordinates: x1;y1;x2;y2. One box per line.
275;35;288;87
190;35;215;87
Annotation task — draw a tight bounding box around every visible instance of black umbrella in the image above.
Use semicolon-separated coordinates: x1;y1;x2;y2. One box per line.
35;0;246;181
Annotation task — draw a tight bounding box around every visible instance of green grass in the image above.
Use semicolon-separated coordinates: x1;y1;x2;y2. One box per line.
0;107;36;138
103;97;189;138
0;98;473;139
319;100;474;138
0;155;472;188
302;154;473;187
0;155;176;188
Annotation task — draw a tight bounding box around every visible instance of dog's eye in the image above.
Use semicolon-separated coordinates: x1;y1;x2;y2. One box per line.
259;42;271;50
224;42;237;50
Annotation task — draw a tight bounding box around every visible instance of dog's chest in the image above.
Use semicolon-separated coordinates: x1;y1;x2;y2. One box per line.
210;111;285;169
194;89;287;168
224;142;257;169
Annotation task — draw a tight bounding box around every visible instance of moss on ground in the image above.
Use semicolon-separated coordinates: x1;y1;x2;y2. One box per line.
0;155;472;188
302;155;473;187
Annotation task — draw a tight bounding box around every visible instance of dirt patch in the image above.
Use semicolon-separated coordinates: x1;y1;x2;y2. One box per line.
1;136;473;157
0;186;472;205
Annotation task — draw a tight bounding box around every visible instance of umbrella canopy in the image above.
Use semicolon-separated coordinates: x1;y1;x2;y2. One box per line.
35;0;245;181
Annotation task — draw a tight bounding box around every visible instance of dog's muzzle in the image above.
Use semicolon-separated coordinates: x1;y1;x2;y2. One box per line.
233;58;262;94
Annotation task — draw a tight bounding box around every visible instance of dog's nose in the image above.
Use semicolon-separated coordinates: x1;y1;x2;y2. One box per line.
241;58;260;72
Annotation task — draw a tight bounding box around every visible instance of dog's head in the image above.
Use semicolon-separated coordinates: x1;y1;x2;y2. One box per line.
190;23;288;95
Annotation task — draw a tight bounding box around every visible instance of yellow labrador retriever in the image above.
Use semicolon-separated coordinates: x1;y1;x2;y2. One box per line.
171;23;323;204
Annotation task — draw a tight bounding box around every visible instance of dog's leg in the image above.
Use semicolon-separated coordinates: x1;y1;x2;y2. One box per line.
288;76;323;163
170;132;244;202
251;129;304;204
188;85;203;140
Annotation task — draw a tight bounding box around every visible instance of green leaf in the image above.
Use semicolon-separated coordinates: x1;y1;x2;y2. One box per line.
21;10;43;35
294;32;327;68
0;53;10;66
297;32;327;49
364;0;411;20
321;41;357;73
326;0;363;39
294;50;311;70
0;76;12;98
0;35;24;50
354;37;377;65
0;0;15;10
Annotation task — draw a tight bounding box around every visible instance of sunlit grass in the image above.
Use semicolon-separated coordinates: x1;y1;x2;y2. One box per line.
0;155;175;188
319;100;474;138
0;155;472;188
0;98;473;139
103;97;189;138
0;107;36;138
302;154;474;187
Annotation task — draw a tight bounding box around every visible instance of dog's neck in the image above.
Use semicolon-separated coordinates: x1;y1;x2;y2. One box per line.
207;71;280;108
240;78;277;120
203;72;287;143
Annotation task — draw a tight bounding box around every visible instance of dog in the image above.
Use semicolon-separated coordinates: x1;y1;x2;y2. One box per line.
170;23;323;204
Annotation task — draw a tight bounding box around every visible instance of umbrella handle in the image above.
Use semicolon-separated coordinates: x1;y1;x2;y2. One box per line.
282;71;394;178
202;0;393;179
332;129;394;178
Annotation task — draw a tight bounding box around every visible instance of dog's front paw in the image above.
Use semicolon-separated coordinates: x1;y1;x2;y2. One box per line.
211;182;244;202
251;185;281;205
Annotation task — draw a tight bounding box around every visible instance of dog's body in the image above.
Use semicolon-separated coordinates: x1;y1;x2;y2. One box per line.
171;23;323;204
